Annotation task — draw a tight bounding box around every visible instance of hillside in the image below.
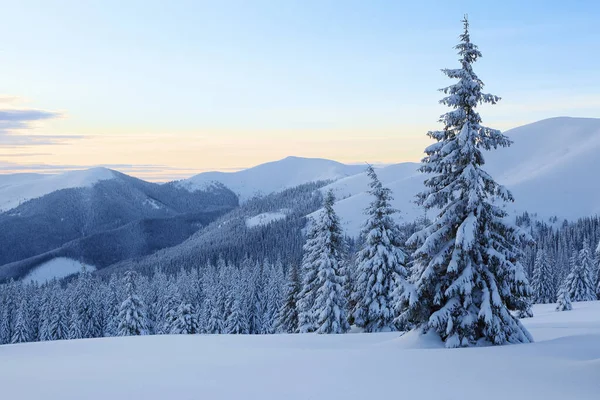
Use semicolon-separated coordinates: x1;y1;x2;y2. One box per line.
0;167;115;212
485;117;600;219
0;169;238;275
102;182;325;276
1;301;598;400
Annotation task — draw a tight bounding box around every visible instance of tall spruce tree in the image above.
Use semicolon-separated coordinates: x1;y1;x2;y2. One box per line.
594;239;600;299
117;271;148;336
399;17;533;347
531;248;555;304
278;263;300;333
565;240;596;301
555;278;572;312
299;190;349;334
352;165;408;332
297;221;321;333
11;298;31;344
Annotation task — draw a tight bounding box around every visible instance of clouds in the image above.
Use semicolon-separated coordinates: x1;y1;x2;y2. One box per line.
0;108;83;147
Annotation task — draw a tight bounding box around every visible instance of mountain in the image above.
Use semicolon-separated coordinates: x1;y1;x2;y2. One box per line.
0;167;115;212
175;156;366;202
0;169;238;277
2;117;599;280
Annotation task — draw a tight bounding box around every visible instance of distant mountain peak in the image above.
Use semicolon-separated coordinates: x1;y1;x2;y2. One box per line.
176;156;366;202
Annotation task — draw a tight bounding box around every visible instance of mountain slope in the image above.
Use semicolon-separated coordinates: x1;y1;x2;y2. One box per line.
0;210;228;281
0;167;115;212
485;117;600;219
175;156;366;202
0;169;238;269
102;182;326;276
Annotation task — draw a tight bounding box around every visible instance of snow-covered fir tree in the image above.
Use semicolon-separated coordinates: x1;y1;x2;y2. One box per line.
0;306;10;345
47;293;68;341
102;276;121;337
169;302;199;334
399;17;533;347
555;279;572;312
531;249;555;304
117;271;148;336
594;239;600;299
11;298;31;344
297;220;321;333
223;265;249;334
203;262;226;334
278;263;300;333
565;240;596;301
352;165;409;332
263;260;285;333
67;307;84;340
300;190;350;334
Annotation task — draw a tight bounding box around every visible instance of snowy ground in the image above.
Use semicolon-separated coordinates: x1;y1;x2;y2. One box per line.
22;257;96;284
1;301;599;400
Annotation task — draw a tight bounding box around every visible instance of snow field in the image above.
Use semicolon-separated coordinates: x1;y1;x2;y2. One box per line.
22;257;96;284
1;301;599;400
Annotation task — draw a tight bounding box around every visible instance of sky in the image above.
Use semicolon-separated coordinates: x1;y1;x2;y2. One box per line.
1;0;599;181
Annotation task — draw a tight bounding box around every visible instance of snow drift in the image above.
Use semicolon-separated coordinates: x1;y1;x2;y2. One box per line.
0;301;598;400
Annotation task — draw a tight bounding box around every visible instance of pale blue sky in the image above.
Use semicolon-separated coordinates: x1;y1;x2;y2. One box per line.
0;0;599;180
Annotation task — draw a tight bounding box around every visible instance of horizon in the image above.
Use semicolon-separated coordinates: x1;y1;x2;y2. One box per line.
1;1;599;181
2;115;595;182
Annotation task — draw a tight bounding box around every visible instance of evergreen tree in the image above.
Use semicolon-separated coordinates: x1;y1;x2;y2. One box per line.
0;306;10;345
566;240;596;301
278;263;300;333
11;299;31;344
225;294;249;334
594;239;600;299
352;165;409;332
531;248;555;303
555;279;572;312
117;271;148;336
249;260;268;334
102;276;121;337
38;287;53;341
163;290;183;334
169;303;199;334
264;260;285;333
399;17;533;347
48;294;68;341
203;264;225;334
301;190;350;334
297;220;321;333
67;308;83;340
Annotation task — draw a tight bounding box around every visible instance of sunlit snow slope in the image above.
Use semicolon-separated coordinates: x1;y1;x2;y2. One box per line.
1;301;598;400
